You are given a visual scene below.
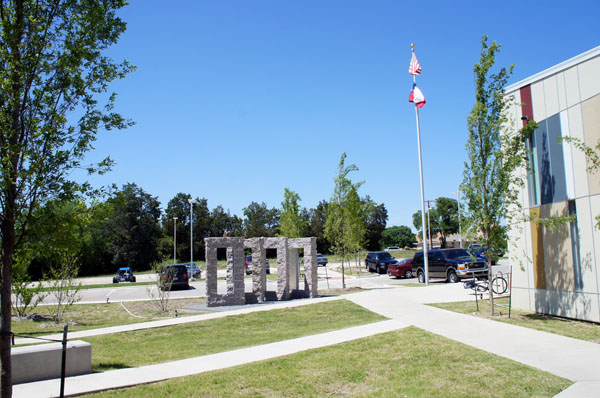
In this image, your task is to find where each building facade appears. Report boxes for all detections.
[504,46,600,322]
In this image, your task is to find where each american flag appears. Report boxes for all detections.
[408,52,421,75]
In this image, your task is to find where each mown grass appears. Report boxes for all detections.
[86,299,385,371]
[85,326,570,398]
[12,298,207,337]
[431,297,600,342]
[32,281,156,292]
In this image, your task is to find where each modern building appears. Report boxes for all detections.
[504,46,600,322]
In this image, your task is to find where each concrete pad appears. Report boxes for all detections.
[554,381,600,397]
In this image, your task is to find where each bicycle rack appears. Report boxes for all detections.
[465,266,512,316]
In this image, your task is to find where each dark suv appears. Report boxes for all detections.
[159,264,189,291]
[365,251,397,274]
[411,248,487,283]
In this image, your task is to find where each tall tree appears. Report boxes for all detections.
[461,35,532,314]
[363,196,387,251]
[161,193,193,262]
[308,200,329,253]
[104,184,162,271]
[324,153,366,287]
[24,199,91,278]
[433,197,459,248]
[191,198,211,262]
[279,188,307,238]
[382,225,416,249]
[0,1,133,393]
[243,201,280,237]
[412,209,439,244]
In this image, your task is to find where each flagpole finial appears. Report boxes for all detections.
[411,43,415,51]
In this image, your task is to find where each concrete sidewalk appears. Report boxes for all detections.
[345,288,600,397]
[14,284,600,397]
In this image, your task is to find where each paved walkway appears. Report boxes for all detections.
[14,284,600,397]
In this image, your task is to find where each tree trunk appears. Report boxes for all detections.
[488,256,494,315]
[1,218,15,398]
[341,250,346,289]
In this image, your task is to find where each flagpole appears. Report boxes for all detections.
[411,43,429,285]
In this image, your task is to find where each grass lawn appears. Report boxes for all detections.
[85,326,570,398]
[12,298,207,337]
[391,249,418,259]
[34,281,156,292]
[318,287,364,296]
[430,297,600,342]
[85,299,385,371]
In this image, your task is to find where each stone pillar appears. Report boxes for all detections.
[290,237,318,298]
[265,237,290,300]
[205,237,245,307]
[245,237,266,302]
[287,248,299,292]
[205,240,218,303]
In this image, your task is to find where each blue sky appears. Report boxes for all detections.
[80,0,600,230]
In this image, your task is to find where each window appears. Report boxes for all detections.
[527,132,540,206]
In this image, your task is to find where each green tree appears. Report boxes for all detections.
[0,1,133,392]
[363,197,388,251]
[461,36,533,314]
[104,184,162,271]
[80,200,116,276]
[210,205,243,237]
[382,226,416,248]
[308,200,329,253]
[412,208,439,244]
[279,188,307,238]
[190,198,211,262]
[24,199,92,278]
[433,197,459,248]
[325,153,366,287]
[243,201,280,237]
[11,248,46,318]
[161,193,193,263]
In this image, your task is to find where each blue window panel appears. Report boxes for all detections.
[528,126,541,206]
[536,120,554,205]
[534,115,568,206]
[547,114,567,203]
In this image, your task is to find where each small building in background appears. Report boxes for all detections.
[504,46,600,322]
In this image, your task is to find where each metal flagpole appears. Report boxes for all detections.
[412,43,429,285]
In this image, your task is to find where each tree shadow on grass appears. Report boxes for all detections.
[93,362,131,372]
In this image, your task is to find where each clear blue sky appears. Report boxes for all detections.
[80,0,600,230]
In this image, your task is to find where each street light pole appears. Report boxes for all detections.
[173,217,178,264]
[188,198,196,280]
[453,190,462,248]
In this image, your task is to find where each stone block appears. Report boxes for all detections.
[12,340,91,384]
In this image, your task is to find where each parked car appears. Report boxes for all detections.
[317,253,328,266]
[159,264,189,290]
[411,248,487,283]
[387,258,413,278]
[365,251,398,274]
[384,246,401,251]
[245,255,270,275]
[184,262,201,278]
[113,267,136,283]
[466,243,500,264]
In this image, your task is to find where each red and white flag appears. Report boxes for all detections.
[409,83,426,108]
[408,52,421,75]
